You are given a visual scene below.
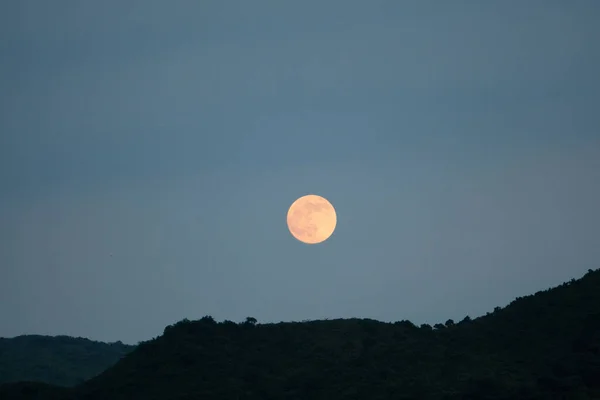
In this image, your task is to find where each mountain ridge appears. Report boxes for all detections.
[0,335,134,387]
[1,268,599,399]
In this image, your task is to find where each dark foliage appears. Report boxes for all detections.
[0,335,134,387]
[1,268,599,400]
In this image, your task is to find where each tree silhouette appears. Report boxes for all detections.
[1,268,600,400]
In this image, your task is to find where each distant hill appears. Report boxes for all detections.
[0,335,134,387]
[1,268,599,400]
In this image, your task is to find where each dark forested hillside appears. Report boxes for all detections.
[1,268,599,400]
[0,335,134,387]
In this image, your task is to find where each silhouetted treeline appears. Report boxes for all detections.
[1,268,599,399]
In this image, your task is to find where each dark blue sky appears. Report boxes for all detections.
[1,1,599,344]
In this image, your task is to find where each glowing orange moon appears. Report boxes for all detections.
[286,194,337,244]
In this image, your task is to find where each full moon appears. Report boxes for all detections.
[286,194,337,244]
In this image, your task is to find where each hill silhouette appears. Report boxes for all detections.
[1,268,599,399]
[0,335,134,387]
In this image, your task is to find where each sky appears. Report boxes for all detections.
[1,1,599,345]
